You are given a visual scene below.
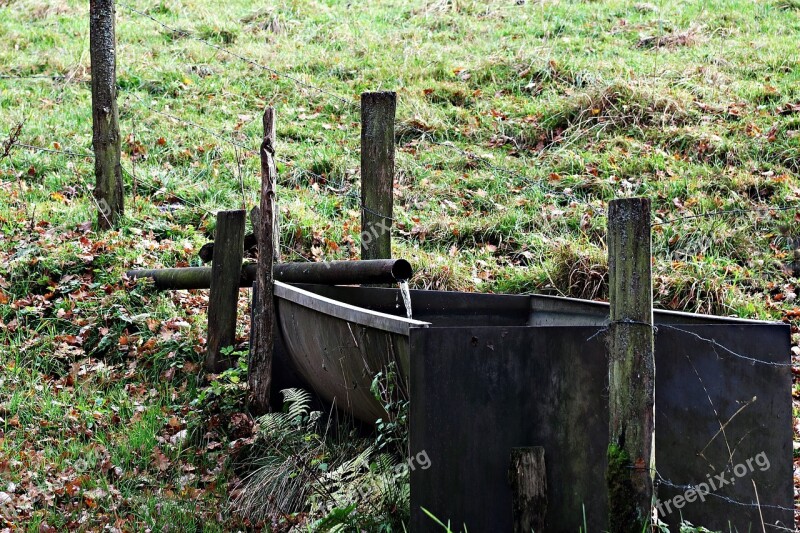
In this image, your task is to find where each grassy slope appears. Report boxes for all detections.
[0,0,799,529]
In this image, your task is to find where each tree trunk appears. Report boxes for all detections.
[90,0,123,229]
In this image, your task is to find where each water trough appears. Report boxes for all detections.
[272,282,793,531]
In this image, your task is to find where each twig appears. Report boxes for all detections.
[132,116,139,214]
[235,144,247,211]
[752,480,766,533]
[1,122,24,160]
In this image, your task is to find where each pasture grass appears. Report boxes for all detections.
[0,0,798,528]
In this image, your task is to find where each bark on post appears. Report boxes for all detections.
[509,447,547,532]
[606,197,655,532]
[249,107,278,414]
[206,210,246,372]
[360,91,396,260]
[90,0,123,229]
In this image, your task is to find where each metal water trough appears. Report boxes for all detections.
[274,283,793,531]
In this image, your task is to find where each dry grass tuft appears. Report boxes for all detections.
[541,82,688,145]
[637,25,705,49]
[547,243,608,301]
[774,0,800,10]
[395,116,440,144]
[654,264,738,315]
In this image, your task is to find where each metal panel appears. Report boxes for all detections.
[409,324,792,532]
[410,326,610,532]
[654,324,793,530]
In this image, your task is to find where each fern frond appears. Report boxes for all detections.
[282,387,312,419]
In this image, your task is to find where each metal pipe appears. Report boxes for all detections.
[273,259,412,285]
[126,259,413,290]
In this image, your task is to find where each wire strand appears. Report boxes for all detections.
[654,205,799,226]
[13,142,94,159]
[117,3,357,108]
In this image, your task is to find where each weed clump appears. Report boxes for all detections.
[773,0,800,10]
[637,25,704,49]
[233,385,410,530]
[540,82,689,146]
[546,242,608,300]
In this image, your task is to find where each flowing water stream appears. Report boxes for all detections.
[398,280,413,319]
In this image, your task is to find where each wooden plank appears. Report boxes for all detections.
[360,91,396,260]
[206,209,246,372]
[248,107,277,414]
[90,0,123,229]
[509,447,547,532]
[606,197,654,531]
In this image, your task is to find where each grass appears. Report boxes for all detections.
[0,0,799,528]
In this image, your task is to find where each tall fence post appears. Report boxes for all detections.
[360,91,396,260]
[249,107,278,414]
[90,0,123,229]
[606,197,655,531]
[206,210,246,372]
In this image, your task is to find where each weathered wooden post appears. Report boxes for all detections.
[206,210,246,372]
[90,0,123,229]
[606,197,655,531]
[509,447,547,532]
[248,107,278,414]
[360,91,396,260]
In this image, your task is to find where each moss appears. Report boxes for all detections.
[606,444,647,533]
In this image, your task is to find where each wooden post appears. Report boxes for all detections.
[248,107,278,414]
[206,210,246,372]
[360,91,396,260]
[606,197,654,532]
[508,447,547,532]
[90,0,123,229]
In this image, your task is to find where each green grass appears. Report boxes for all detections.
[1,0,799,528]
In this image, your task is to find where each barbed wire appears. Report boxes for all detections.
[5,6,797,252]
[9,142,94,159]
[123,92,254,153]
[410,128,585,203]
[653,205,799,226]
[654,471,796,515]
[0,74,70,81]
[122,92,401,222]
[117,3,357,109]
[657,324,794,367]
[587,320,793,367]
[117,2,611,218]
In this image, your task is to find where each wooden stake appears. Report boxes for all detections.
[206,210,246,372]
[360,91,396,260]
[249,107,278,414]
[509,447,547,532]
[90,0,123,229]
[606,197,655,531]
